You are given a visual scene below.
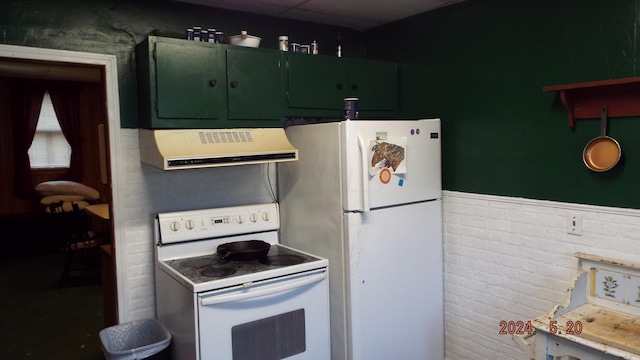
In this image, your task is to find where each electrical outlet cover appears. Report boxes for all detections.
[567,214,582,235]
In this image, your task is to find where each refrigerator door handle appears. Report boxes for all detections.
[357,133,370,212]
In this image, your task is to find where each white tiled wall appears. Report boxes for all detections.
[115,129,278,321]
[443,191,640,359]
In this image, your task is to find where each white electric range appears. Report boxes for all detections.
[154,203,330,360]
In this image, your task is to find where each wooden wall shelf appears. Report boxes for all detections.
[543,76,640,128]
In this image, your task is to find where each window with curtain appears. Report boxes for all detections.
[27,91,71,169]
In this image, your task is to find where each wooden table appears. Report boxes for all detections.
[85,203,109,221]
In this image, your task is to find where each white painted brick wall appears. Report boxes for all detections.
[443,191,640,359]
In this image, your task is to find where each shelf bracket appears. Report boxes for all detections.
[543,76,640,128]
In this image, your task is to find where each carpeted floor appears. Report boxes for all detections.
[0,251,105,360]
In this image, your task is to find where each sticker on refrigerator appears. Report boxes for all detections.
[375,131,388,141]
[369,137,407,176]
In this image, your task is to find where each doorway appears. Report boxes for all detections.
[0,44,124,357]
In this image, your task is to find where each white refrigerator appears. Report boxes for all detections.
[278,119,443,360]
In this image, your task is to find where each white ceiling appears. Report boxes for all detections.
[175,0,464,31]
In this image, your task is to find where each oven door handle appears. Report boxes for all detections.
[200,271,327,306]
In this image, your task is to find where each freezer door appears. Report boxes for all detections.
[342,119,441,212]
[345,200,444,360]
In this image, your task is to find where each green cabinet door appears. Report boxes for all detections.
[287,53,348,110]
[154,39,226,124]
[348,59,397,111]
[226,47,285,126]
[286,54,397,117]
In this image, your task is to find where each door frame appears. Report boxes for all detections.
[0,44,128,322]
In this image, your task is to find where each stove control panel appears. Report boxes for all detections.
[156,203,279,244]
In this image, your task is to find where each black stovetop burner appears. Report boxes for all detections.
[165,244,317,284]
[200,266,236,278]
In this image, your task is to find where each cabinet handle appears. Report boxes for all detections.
[336,83,343,90]
[209,79,217,87]
[230,80,239,88]
[351,84,358,91]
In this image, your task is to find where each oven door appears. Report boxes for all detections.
[197,269,330,360]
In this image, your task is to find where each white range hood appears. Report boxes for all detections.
[139,128,298,170]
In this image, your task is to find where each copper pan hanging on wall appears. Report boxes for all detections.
[582,106,621,172]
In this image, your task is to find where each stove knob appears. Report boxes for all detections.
[235,215,244,224]
[185,219,195,230]
[262,212,270,222]
[170,221,180,231]
[250,213,258,223]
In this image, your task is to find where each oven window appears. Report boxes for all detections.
[232,309,306,360]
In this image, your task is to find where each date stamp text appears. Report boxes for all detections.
[499,320,583,335]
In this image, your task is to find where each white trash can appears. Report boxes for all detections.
[99,318,171,360]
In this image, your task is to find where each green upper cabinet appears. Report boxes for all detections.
[286,53,398,118]
[136,36,284,129]
[287,53,349,111]
[136,36,397,128]
[226,47,286,123]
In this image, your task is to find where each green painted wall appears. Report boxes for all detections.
[367,0,640,209]
[6,0,638,209]
[0,0,365,128]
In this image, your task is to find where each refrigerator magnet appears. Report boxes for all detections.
[379,168,391,184]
